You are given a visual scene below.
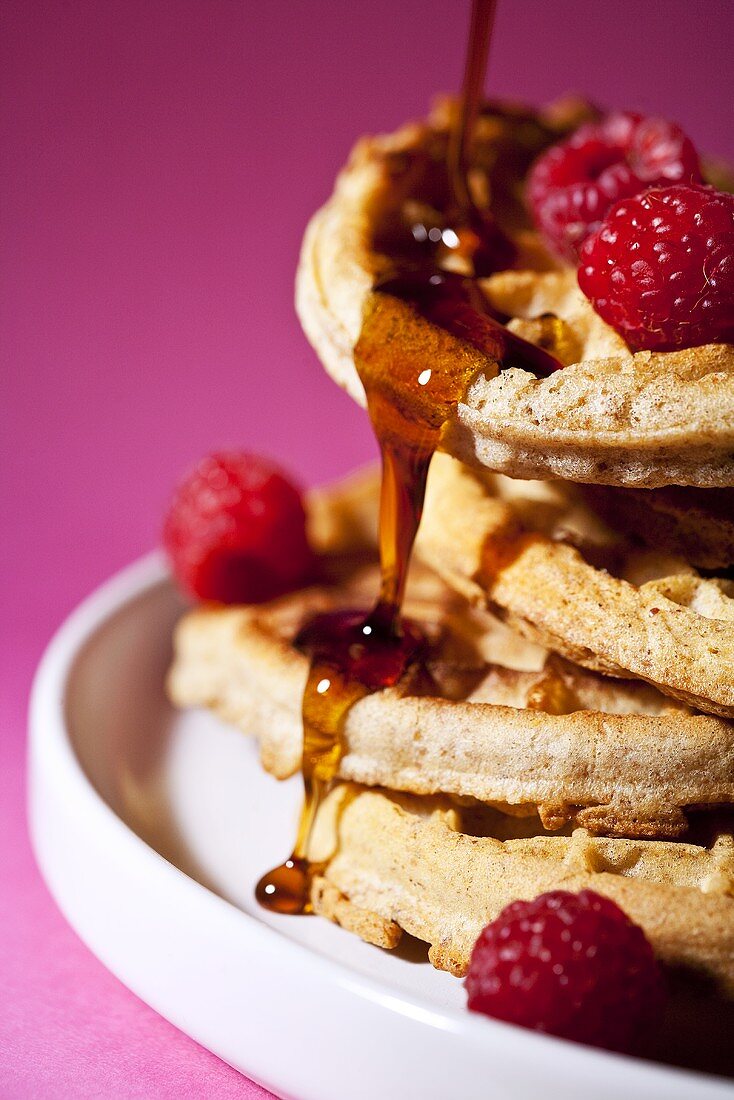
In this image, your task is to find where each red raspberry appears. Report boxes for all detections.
[579,184,734,352]
[163,452,315,603]
[465,890,664,1052]
[528,112,701,260]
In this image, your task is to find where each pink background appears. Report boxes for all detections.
[2,1,733,1096]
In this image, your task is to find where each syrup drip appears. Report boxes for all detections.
[256,0,562,915]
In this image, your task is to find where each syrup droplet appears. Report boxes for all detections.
[255,856,311,916]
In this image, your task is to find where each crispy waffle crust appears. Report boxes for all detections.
[308,785,734,992]
[168,470,734,840]
[295,102,734,488]
[416,454,734,719]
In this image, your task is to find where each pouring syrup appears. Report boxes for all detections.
[256,0,560,915]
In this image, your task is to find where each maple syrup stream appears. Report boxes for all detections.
[255,0,560,915]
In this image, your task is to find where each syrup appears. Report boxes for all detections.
[445,0,516,274]
[256,0,562,915]
[255,608,424,913]
[448,0,497,213]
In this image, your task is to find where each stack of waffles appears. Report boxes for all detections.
[168,101,734,994]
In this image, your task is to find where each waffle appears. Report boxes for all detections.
[307,785,734,993]
[170,95,734,1015]
[416,453,734,719]
[295,102,734,489]
[168,472,734,840]
[579,483,734,571]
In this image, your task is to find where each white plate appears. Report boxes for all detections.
[28,555,734,1100]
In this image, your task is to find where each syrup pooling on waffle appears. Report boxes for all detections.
[296,110,734,487]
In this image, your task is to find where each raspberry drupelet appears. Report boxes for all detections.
[465,890,664,1052]
[578,184,734,352]
[527,112,701,261]
[163,451,316,604]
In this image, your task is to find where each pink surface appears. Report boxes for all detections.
[1,1,732,1096]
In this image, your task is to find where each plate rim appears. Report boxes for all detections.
[26,552,734,1099]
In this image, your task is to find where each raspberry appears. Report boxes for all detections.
[527,112,701,260]
[163,451,315,603]
[579,184,734,352]
[465,890,664,1051]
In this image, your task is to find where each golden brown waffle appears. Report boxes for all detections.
[416,454,734,719]
[168,471,734,839]
[308,785,734,992]
[295,103,734,488]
